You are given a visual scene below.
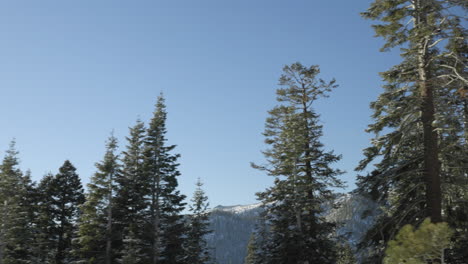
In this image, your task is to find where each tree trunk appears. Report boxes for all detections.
[416,0,442,223]
[153,202,160,264]
[152,171,161,264]
[301,85,314,202]
[301,85,317,264]
[420,66,442,224]
[56,216,65,264]
[56,234,63,264]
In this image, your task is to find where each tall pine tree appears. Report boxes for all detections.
[34,173,59,263]
[51,160,85,264]
[244,234,259,264]
[185,179,212,264]
[357,0,467,262]
[114,119,147,263]
[252,63,344,263]
[142,95,186,264]
[0,141,36,264]
[78,134,120,264]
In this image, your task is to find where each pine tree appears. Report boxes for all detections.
[142,95,187,264]
[185,179,212,264]
[0,141,36,264]
[244,234,259,264]
[78,134,120,263]
[51,160,85,264]
[34,173,58,263]
[437,15,468,263]
[245,214,269,264]
[357,0,467,262]
[114,119,147,262]
[120,229,144,264]
[252,63,344,264]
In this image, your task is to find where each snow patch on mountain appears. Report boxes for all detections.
[211,203,262,215]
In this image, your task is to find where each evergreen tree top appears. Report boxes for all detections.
[148,94,168,136]
[122,119,146,161]
[190,178,209,214]
[2,139,20,169]
[105,132,118,152]
[54,160,85,203]
[126,119,146,141]
[277,62,337,105]
[96,133,120,173]
[362,0,466,52]
[88,133,120,194]
[58,160,77,174]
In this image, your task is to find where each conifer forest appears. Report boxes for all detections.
[0,1,467,264]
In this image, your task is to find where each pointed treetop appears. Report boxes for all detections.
[195,177,203,189]
[2,139,20,168]
[155,93,167,115]
[106,130,118,151]
[128,118,145,136]
[148,93,169,138]
[190,178,209,213]
[6,139,19,157]
[58,160,78,174]
[156,92,166,111]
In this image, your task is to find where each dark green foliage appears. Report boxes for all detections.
[185,179,212,264]
[120,229,144,264]
[244,235,259,264]
[51,160,85,264]
[252,63,343,263]
[114,119,148,263]
[0,142,36,264]
[77,134,120,263]
[357,0,468,262]
[33,173,59,263]
[142,94,187,264]
[245,215,269,264]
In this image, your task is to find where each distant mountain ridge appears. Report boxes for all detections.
[207,204,262,264]
[211,203,262,215]
[207,194,377,264]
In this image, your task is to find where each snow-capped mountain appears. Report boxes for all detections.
[207,195,376,264]
[206,204,262,264]
[212,203,262,216]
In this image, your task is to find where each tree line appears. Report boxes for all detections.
[246,0,467,263]
[0,0,466,263]
[0,95,212,264]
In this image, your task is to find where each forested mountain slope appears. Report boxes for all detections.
[208,195,377,264]
[207,204,262,264]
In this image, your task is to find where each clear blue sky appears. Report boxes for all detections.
[0,0,401,207]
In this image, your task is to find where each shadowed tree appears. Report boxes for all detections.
[52,160,85,264]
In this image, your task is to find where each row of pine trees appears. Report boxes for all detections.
[246,0,467,263]
[0,0,466,263]
[0,96,212,264]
